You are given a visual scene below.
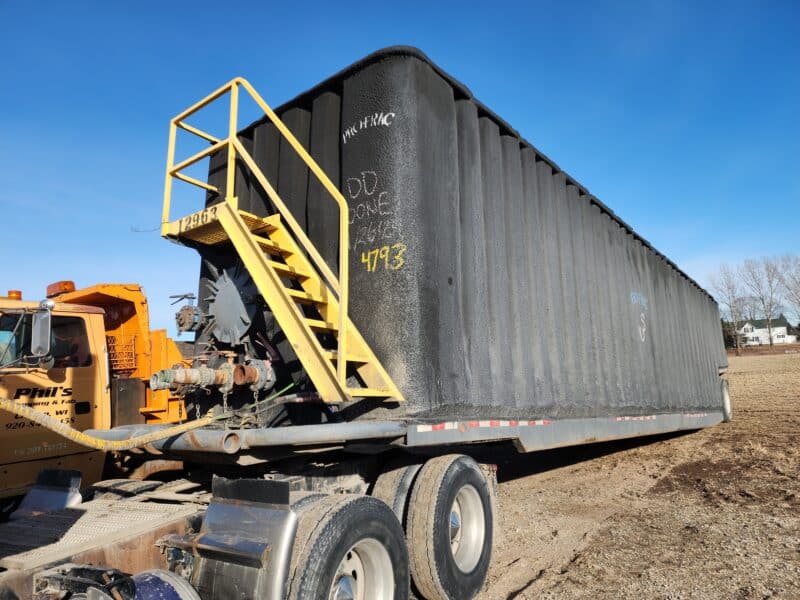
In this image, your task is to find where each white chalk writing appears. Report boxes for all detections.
[345,170,403,252]
[630,292,648,310]
[342,111,396,145]
[631,292,648,342]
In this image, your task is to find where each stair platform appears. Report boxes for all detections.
[164,205,278,246]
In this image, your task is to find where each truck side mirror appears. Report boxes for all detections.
[30,300,54,357]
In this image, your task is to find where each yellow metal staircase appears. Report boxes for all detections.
[160,78,404,404]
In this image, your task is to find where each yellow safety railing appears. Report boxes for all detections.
[161,78,350,391]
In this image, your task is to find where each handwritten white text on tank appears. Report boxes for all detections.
[342,112,396,145]
[630,292,649,342]
[347,171,393,224]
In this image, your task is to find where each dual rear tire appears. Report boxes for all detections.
[285,454,494,600]
[373,455,494,600]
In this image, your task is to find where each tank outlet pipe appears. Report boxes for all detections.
[86,421,406,454]
[241,421,407,449]
[233,359,275,391]
[151,365,233,392]
[0,397,215,452]
[84,426,242,455]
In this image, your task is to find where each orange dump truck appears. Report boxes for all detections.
[0,282,187,502]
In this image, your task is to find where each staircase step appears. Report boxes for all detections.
[253,235,292,256]
[305,319,338,333]
[324,350,369,364]
[268,260,310,279]
[346,388,393,398]
[286,289,326,304]
[257,213,283,232]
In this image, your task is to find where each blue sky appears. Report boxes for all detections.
[2,1,798,333]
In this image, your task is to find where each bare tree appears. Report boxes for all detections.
[741,295,761,322]
[710,264,745,354]
[779,254,800,323]
[739,258,783,346]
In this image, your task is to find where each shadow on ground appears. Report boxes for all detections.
[467,430,696,484]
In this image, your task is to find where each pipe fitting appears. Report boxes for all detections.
[233,359,275,392]
[150,366,232,391]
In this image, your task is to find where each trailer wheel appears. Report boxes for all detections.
[722,379,733,422]
[287,494,409,600]
[371,462,422,523]
[406,455,493,600]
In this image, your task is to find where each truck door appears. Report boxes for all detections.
[0,312,107,497]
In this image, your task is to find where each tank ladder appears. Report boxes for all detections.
[160,77,404,405]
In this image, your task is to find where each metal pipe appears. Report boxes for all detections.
[150,366,231,390]
[232,359,275,391]
[233,364,259,386]
[241,421,407,448]
[84,426,241,455]
[83,425,169,441]
[153,428,242,454]
[84,421,407,454]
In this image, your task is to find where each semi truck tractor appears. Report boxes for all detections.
[0,282,188,507]
[0,47,730,600]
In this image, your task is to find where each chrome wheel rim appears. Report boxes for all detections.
[449,484,485,573]
[329,538,393,600]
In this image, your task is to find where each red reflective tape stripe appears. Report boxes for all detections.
[468,421,480,428]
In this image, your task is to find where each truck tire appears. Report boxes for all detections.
[371,463,422,523]
[406,455,493,600]
[287,494,409,600]
[722,378,733,422]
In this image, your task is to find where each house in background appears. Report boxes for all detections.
[737,314,798,346]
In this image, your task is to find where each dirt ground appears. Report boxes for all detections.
[483,353,800,599]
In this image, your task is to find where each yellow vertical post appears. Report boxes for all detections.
[337,202,348,389]
[161,122,178,236]
[226,82,239,210]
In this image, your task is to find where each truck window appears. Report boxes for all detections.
[0,314,90,368]
[0,313,30,367]
[51,317,92,368]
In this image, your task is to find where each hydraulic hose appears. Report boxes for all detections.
[0,397,214,452]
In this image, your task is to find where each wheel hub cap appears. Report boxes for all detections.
[332,575,356,600]
[328,538,394,600]
[450,504,463,547]
[448,484,486,573]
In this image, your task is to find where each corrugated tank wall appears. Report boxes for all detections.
[200,46,728,420]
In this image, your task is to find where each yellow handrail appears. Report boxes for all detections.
[161,78,351,392]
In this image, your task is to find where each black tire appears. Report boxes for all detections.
[287,494,410,600]
[406,455,493,600]
[371,462,422,523]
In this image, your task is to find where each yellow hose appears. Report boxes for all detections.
[0,398,214,452]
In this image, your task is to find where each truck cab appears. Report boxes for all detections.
[0,291,109,503]
[1,282,188,505]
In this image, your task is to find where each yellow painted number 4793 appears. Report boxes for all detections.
[360,243,406,273]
